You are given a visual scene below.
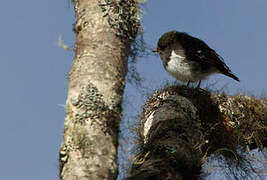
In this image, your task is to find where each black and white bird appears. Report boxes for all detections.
[153,31,240,88]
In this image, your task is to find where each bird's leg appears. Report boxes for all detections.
[196,80,202,89]
[187,80,191,87]
[195,80,210,94]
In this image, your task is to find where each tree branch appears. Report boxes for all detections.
[59,0,140,179]
[127,85,267,179]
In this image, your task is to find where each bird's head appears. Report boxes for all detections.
[153,31,179,54]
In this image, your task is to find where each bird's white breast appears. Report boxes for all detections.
[165,50,195,82]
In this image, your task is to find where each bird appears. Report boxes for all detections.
[153,31,240,88]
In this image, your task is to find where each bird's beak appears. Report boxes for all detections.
[152,48,159,53]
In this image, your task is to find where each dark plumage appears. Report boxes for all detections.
[153,31,240,88]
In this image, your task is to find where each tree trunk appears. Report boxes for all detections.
[59,0,140,179]
[127,86,267,179]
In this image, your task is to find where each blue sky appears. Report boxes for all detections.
[1,0,266,179]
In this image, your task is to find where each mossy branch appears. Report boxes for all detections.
[127,85,267,179]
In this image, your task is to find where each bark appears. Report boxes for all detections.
[127,86,267,180]
[59,0,140,179]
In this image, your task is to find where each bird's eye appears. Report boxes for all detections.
[159,45,166,51]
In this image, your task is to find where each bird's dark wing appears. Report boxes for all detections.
[177,33,238,80]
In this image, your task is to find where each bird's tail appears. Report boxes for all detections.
[222,71,240,82]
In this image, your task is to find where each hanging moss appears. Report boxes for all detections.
[213,94,267,151]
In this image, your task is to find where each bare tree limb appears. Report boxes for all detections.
[59,0,141,179]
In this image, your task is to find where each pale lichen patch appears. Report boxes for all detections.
[99,0,141,39]
[143,111,155,143]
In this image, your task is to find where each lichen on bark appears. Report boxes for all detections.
[59,82,120,179]
[59,0,141,179]
[98,0,142,39]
